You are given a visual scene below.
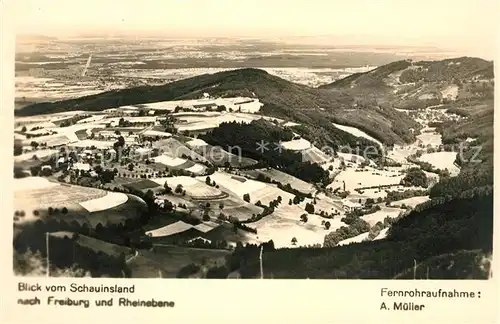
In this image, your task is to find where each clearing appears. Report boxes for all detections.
[418,152,460,175]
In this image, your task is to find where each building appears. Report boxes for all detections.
[72,162,91,171]
[342,199,363,213]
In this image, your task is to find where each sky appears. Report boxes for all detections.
[7,0,499,58]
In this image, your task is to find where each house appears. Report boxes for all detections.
[124,135,139,144]
[193,103,217,111]
[72,162,91,171]
[342,199,362,213]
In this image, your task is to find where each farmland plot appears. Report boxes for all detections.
[373,228,389,240]
[337,232,371,246]
[362,206,403,227]
[127,245,230,278]
[329,167,403,192]
[251,213,342,248]
[146,221,194,238]
[68,139,115,149]
[416,130,442,147]
[79,192,129,212]
[207,172,267,198]
[152,176,226,199]
[153,138,206,162]
[14,149,59,163]
[392,196,430,208]
[332,122,383,147]
[418,152,460,175]
[241,168,315,195]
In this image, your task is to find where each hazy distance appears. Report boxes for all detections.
[9,0,497,59]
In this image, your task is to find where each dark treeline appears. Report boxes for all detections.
[201,120,330,184]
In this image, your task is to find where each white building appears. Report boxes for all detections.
[342,199,363,213]
[72,162,91,171]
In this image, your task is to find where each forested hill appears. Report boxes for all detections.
[15,68,418,146]
[228,80,494,279]
[320,57,493,90]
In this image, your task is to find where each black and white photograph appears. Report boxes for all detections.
[10,0,495,280]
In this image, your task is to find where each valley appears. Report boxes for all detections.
[13,46,494,279]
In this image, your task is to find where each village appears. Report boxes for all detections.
[13,88,464,256]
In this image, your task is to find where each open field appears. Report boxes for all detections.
[153,138,206,162]
[332,122,383,147]
[146,220,195,238]
[14,177,147,227]
[416,129,442,147]
[127,245,230,278]
[208,172,266,198]
[120,179,161,191]
[14,149,59,163]
[175,112,263,132]
[373,228,389,240]
[22,134,73,147]
[392,196,430,208]
[151,176,226,199]
[337,232,370,246]
[280,138,311,150]
[240,168,316,195]
[418,152,460,175]
[68,139,115,149]
[361,206,403,227]
[329,166,403,192]
[79,192,129,212]
[50,232,134,258]
[250,212,344,248]
[152,155,207,175]
[301,147,331,164]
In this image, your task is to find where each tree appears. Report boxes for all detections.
[401,168,428,188]
[30,166,41,176]
[61,207,68,214]
[164,181,172,194]
[305,203,315,214]
[243,193,251,203]
[300,214,308,223]
[289,199,293,205]
[175,184,184,194]
[30,141,39,149]
[94,165,103,174]
[14,144,23,156]
[325,221,331,230]
[21,126,27,132]
[203,214,210,222]
[128,163,134,171]
[205,176,211,185]
[219,203,224,211]
[291,237,297,245]
[14,167,26,179]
